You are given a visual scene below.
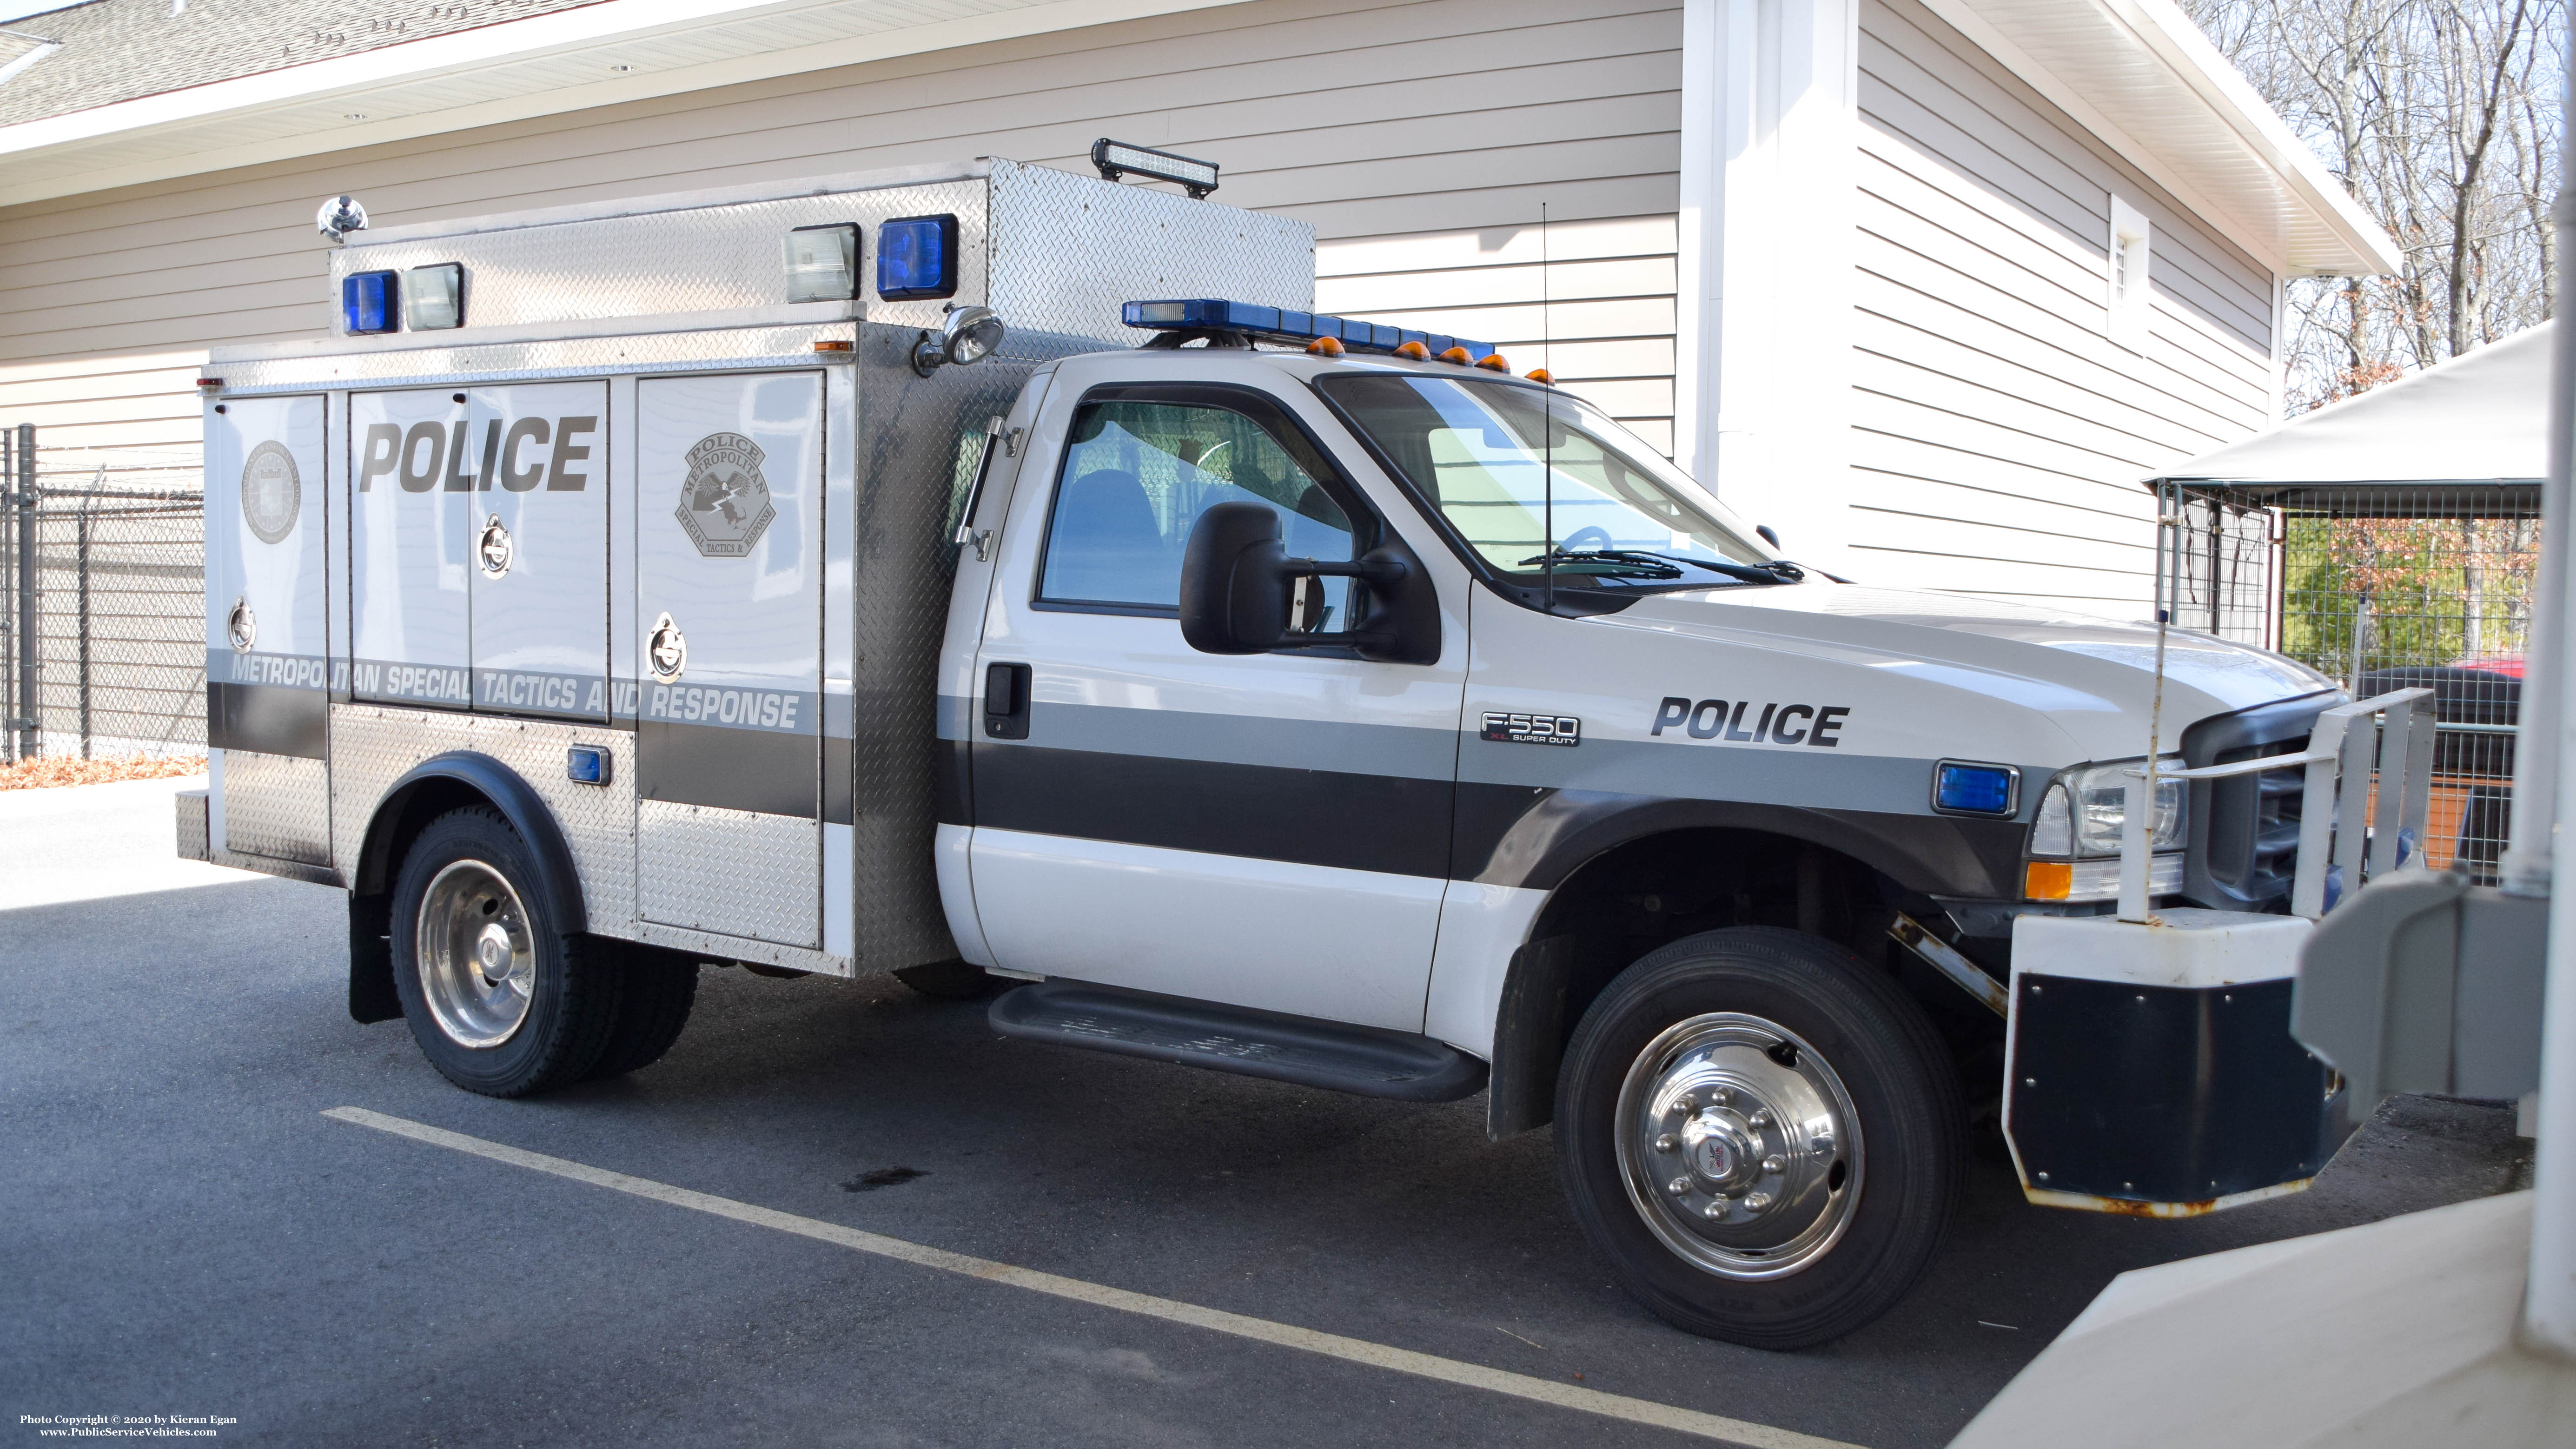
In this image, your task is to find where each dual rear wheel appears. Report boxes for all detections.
[391,807,696,1097]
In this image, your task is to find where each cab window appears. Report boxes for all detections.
[1038,394,1356,615]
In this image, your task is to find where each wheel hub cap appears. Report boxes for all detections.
[417,859,536,1050]
[1615,1012,1862,1280]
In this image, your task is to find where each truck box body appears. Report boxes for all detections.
[199,159,1311,974]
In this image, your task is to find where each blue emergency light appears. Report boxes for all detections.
[877,214,959,300]
[1934,761,2018,816]
[342,270,399,334]
[1121,298,1491,360]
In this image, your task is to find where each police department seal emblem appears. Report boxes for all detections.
[675,432,774,558]
[240,441,300,546]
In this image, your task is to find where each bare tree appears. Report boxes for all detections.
[2185,0,2566,411]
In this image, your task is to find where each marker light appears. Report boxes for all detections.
[1120,299,1491,360]
[1525,368,1554,384]
[1091,138,1220,198]
[1394,340,1429,360]
[1934,761,2018,816]
[1305,336,1344,356]
[786,223,859,303]
[1439,346,1471,364]
[404,263,464,330]
[341,271,398,334]
[565,745,610,786]
[1476,353,1511,372]
[877,215,958,300]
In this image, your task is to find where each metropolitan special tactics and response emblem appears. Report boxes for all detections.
[675,432,774,558]
[240,441,300,545]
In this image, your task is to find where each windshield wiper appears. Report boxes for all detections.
[1519,548,1801,584]
[1516,548,1683,580]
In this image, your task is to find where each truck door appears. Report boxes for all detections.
[349,388,470,708]
[468,382,608,719]
[966,363,1466,1033]
[205,392,329,862]
[632,372,826,947]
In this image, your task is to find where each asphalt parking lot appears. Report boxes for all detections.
[2,778,2535,1448]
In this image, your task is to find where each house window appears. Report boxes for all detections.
[2108,195,2152,351]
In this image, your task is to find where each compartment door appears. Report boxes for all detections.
[348,388,470,708]
[205,393,330,862]
[468,381,608,719]
[632,372,825,947]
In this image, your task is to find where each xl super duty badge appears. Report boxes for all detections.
[1483,712,1580,746]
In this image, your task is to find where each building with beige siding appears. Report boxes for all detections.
[0,0,2392,611]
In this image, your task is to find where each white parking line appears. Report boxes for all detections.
[325,1106,1862,1449]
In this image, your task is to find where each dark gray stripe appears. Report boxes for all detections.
[951,697,1458,781]
[1460,734,2039,820]
[638,721,817,818]
[208,681,326,759]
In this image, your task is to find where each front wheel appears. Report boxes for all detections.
[1555,927,1963,1349]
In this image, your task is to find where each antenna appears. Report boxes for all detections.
[1542,201,1555,612]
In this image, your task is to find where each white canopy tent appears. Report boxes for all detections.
[2158,321,2552,496]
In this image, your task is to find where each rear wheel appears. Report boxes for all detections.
[391,807,619,1097]
[585,946,700,1080]
[1555,926,1963,1349]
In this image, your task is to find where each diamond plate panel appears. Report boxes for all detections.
[334,179,989,337]
[328,705,637,935]
[986,158,1315,359]
[220,750,330,865]
[638,800,819,947]
[213,325,859,395]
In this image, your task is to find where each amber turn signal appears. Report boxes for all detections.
[1394,340,1430,359]
[1305,335,1344,356]
[812,339,853,352]
[2023,860,2072,901]
[1477,353,1510,372]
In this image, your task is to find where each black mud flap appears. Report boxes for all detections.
[349,893,401,1025]
[2004,973,2354,1214]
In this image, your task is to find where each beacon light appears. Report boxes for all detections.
[878,215,959,301]
[342,271,398,334]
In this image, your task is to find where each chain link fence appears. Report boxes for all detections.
[0,426,207,764]
[2164,480,2538,883]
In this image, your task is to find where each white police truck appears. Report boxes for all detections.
[181,150,2357,1349]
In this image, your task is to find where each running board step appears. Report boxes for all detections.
[987,981,1487,1102]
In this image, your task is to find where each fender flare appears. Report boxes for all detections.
[347,752,588,1025]
[1477,793,2027,1140]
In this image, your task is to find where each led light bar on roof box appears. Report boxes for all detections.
[1121,298,1491,361]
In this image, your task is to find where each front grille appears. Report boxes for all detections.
[2183,692,2338,912]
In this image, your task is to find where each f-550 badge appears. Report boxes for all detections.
[1482,711,1581,747]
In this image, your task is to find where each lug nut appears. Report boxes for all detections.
[1761,1155,1785,1173]
[1673,1093,1695,1112]
[1654,1134,1677,1152]
[1701,1200,1728,1219]
[1748,1109,1773,1127]
[1710,1087,1733,1106]
[1666,1177,1691,1196]
[1744,1191,1774,1211]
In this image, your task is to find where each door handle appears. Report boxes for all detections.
[984,662,1031,740]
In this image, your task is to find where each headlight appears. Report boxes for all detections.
[2029,759,2184,857]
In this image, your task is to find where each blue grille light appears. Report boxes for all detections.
[341,270,398,334]
[1122,298,1490,359]
[1934,761,2017,816]
[877,214,958,301]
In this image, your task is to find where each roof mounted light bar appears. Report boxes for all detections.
[1093,139,1220,198]
[1122,298,1492,361]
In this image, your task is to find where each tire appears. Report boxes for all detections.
[1555,926,1964,1350]
[390,806,621,1097]
[892,958,1005,1000]
[584,946,700,1081]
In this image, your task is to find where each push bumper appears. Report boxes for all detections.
[2004,910,2353,1215]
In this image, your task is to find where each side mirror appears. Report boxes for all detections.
[1179,502,1438,664]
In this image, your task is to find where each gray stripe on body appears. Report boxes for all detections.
[949,697,1460,781]
[642,681,819,736]
[475,667,607,718]
[1463,735,2043,820]
[208,649,329,690]
[937,693,975,742]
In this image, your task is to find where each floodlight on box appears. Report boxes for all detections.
[785,223,858,303]
[404,264,464,330]
[1120,298,1491,361]
[1091,139,1220,198]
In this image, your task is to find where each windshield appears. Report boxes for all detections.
[1315,372,1774,586]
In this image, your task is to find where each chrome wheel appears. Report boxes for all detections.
[415,859,537,1049]
[1614,1012,1862,1281]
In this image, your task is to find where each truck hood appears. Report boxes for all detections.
[1600,581,2335,758]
